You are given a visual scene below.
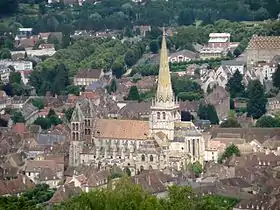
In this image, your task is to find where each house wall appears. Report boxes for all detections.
[267,99,280,114]
[26,171,39,182]
[40,179,60,188]
[26,49,56,57]
[247,48,280,67]
[208,42,229,49]
[74,78,99,86]
[204,150,219,163]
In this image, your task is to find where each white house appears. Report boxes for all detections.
[204,140,226,163]
[0,66,11,83]
[201,65,232,92]
[0,60,33,71]
[221,60,245,75]
[25,48,56,57]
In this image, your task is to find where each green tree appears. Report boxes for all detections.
[4,39,14,50]
[64,107,74,122]
[149,40,159,54]
[53,63,70,95]
[226,70,245,98]
[127,86,140,101]
[220,118,241,128]
[0,48,11,59]
[273,64,280,89]
[198,103,219,124]
[124,50,136,67]
[112,59,125,79]
[218,144,241,163]
[61,34,71,49]
[188,161,202,177]
[247,80,267,119]
[34,117,51,130]
[12,111,25,123]
[9,71,21,84]
[67,85,80,96]
[32,98,44,110]
[256,115,280,127]
[109,78,117,93]
[47,109,62,125]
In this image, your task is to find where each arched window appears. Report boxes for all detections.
[157,112,160,119]
[75,133,79,141]
[72,124,75,130]
[75,123,78,131]
[141,154,145,161]
[150,155,153,162]
[87,120,90,126]
[72,132,76,140]
[162,112,166,120]
[84,120,87,126]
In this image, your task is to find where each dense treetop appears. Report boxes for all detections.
[1,0,280,32]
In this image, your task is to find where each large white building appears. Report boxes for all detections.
[69,31,205,174]
[0,60,33,71]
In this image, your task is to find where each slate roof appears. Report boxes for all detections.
[36,133,66,145]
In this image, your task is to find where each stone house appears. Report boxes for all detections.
[73,69,103,86]
[205,86,230,121]
[47,183,82,204]
[221,60,245,74]
[234,194,280,210]
[24,160,63,184]
[66,168,110,193]
[118,101,151,120]
[267,93,280,114]
[200,66,231,92]
[37,168,60,188]
[0,175,35,196]
[246,35,280,67]
[132,169,177,198]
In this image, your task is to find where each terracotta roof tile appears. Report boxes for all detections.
[94,119,149,140]
[75,69,102,79]
[248,35,280,50]
[12,123,26,134]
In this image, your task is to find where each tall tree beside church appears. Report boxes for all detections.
[226,70,245,98]
[127,86,140,101]
[247,80,267,119]
[273,64,280,89]
[53,63,69,95]
[198,103,219,124]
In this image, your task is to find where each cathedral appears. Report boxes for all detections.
[69,31,205,174]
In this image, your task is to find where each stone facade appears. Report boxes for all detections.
[69,32,205,173]
[246,35,280,67]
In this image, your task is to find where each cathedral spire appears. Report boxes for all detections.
[155,28,174,105]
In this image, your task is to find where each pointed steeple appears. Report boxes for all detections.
[155,28,174,105]
[71,103,84,122]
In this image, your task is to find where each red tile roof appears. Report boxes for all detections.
[12,123,26,134]
[81,92,98,99]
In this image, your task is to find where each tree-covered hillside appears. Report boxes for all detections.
[1,0,280,33]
